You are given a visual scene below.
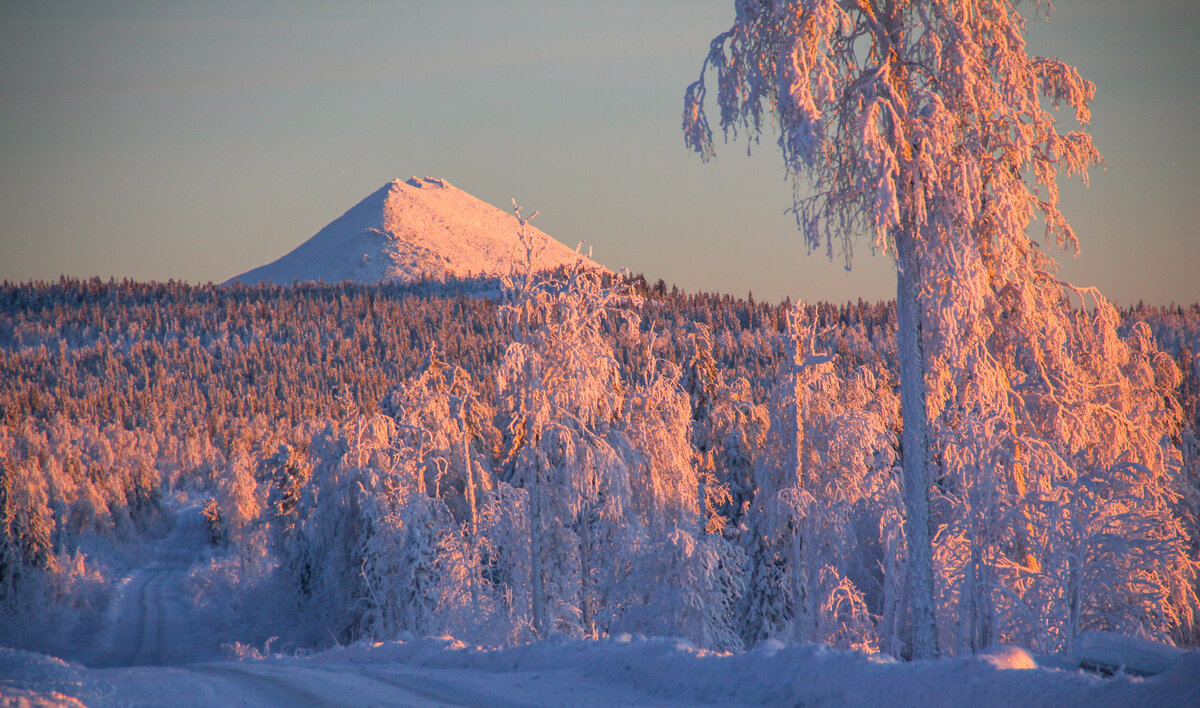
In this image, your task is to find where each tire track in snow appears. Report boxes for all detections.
[89,506,208,668]
[110,567,149,667]
[188,664,341,708]
[130,568,166,665]
[309,665,482,707]
[191,662,478,707]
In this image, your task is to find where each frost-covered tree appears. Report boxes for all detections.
[214,443,264,564]
[613,348,746,650]
[369,351,502,642]
[1001,302,1198,652]
[0,458,53,609]
[683,324,768,537]
[496,205,745,646]
[497,207,638,639]
[613,526,746,651]
[685,0,1103,658]
[298,414,394,643]
[740,303,901,651]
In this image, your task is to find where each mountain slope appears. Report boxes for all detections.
[228,176,600,285]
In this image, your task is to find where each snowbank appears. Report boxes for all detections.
[300,635,1200,708]
[1073,630,1186,677]
[3,636,1198,707]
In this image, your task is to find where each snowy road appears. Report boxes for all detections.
[87,506,211,668]
[3,506,1196,706]
[2,647,696,707]
[5,634,1197,708]
[12,506,692,706]
[93,660,691,707]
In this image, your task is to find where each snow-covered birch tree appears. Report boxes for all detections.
[497,207,638,639]
[369,352,495,641]
[684,0,1102,658]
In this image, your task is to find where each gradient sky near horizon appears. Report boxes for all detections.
[1,1,1197,305]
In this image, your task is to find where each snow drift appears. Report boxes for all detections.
[4,636,1198,707]
[228,176,602,285]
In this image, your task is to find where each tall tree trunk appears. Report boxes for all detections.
[789,322,807,490]
[461,410,480,618]
[895,229,937,659]
[578,510,595,639]
[529,452,547,637]
[785,305,809,640]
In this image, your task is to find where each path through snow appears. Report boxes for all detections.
[2,507,698,706]
[2,507,1197,706]
[86,506,211,668]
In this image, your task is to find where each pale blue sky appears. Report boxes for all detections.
[1,1,1196,304]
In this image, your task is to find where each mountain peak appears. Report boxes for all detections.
[404,175,450,189]
[228,177,602,286]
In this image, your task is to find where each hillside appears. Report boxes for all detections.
[228,176,602,285]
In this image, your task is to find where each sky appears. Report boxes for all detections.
[1,0,1197,306]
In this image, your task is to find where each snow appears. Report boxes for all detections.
[683,0,1196,659]
[5,502,1195,706]
[1074,631,1187,677]
[3,634,1198,707]
[975,644,1038,671]
[82,507,215,668]
[227,176,605,286]
[2,299,1199,708]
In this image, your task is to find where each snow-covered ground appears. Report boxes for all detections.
[2,501,1197,707]
[4,630,1198,707]
[80,507,213,669]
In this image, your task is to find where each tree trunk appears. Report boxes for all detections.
[578,510,595,639]
[895,229,938,659]
[529,452,547,637]
[785,305,808,488]
[461,411,480,618]
[786,307,809,641]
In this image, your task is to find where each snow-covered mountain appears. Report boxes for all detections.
[228,176,601,285]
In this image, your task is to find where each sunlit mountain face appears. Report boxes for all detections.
[229,176,603,286]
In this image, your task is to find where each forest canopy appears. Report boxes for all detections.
[2,276,1197,658]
